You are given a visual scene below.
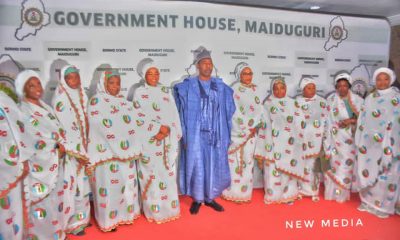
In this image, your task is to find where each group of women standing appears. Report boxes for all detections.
[0,60,399,239]
[223,65,400,220]
[0,60,182,239]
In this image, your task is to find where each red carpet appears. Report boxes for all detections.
[69,189,400,240]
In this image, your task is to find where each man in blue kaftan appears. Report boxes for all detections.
[174,46,235,214]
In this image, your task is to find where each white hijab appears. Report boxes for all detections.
[258,78,307,181]
[296,77,328,158]
[356,69,400,188]
[372,67,396,86]
[52,65,89,159]
[15,70,65,204]
[15,69,40,100]
[0,91,33,197]
[87,70,159,168]
[229,65,263,153]
[133,70,182,168]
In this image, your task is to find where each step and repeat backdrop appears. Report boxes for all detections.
[0,0,391,102]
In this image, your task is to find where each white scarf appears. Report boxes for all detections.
[255,78,307,181]
[372,67,396,86]
[296,94,328,158]
[324,91,363,189]
[15,70,65,204]
[0,92,33,197]
[87,71,159,168]
[265,94,307,180]
[133,82,182,167]
[20,99,65,204]
[327,91,362,121]
[356,87,400,188]
[229,81,263,153]
[52,65,89,160]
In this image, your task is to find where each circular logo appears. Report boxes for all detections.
[120,140,130,150]
[109,210,118,219]
[161,86,169,93]
[362,169,369,178]
[331,26,343,40]
[351,79,368,98]
[152,102,160,112]
[96,144,106,153]
[3,158,17,166]
[266,188,273,196]
[391,97,399,106]
[123,115,131,124]
[388,184,397,192]
[102,119,113,128]
[159,182,167,190]
[32,183,47,195]
[358,146,367,154]
[272,129,279,137]
[76,212,86,221]
[34,140,46,150]
[127,204,134,213]
[373,133,384,143]
[171,200,179,208]
[99,187,108,197]
[248,119,254,127]
[313,120,321,128]
[24,8,43,27]
[345,159,353,166]
[151,204,160,213]
[90,97,99,106]
[0,196,11,210]
[384,146,392,156]
[270,106,278,114]
[55,102,64,112]
[33,208,47,220]
[109,163,119,173]
[290,159,297,167]
[265,144,272,152]
[372,109,381,118]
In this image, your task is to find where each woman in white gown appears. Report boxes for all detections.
[133,58,182,223]
[254,77,307,204]
[356,67,400,218]
[324,73,363,203]
[222,62,264,202]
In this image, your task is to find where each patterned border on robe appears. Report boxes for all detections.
[263,161,302,204]
[0,162,29,198]
[86,155,141,176]
[95,214,140,232]
[254,155,308,182]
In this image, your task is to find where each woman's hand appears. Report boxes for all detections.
[338,118,356,128]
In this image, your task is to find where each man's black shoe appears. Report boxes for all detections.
[205,200,224,212]
[190,201,202,215]
[74,230,86,236]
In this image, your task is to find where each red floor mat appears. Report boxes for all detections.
[69,189,400,240]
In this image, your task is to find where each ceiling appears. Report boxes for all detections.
[173,0,400,25]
